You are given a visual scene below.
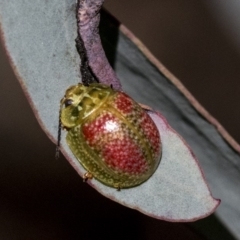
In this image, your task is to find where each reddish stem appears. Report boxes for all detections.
[77,0,122,91]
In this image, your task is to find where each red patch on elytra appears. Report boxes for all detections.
[82,113,117,146]
[140,112,160,156]
[82,111,148,175]
[102,138,148,174]
[115,92,133,114]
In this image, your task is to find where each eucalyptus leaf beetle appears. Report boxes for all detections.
[60,83,161,189]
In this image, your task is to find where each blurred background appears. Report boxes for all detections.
[0,0,239,239]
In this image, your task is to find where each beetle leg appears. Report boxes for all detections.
[114,183,122,191]
[139,103,152,111]
[83,172,93,182]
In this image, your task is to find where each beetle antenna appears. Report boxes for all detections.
[55,106,62,159]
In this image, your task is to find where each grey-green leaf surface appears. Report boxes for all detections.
[0,0,239,237]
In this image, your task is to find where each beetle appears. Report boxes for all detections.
[60,83,161,189]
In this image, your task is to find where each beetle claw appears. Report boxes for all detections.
[83,172,93,182]
[115,184,122,191]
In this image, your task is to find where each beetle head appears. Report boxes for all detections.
[60,83,113,128]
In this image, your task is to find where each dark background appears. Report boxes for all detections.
[0,0,239,239]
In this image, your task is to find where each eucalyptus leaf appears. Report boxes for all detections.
[0,0,239,230]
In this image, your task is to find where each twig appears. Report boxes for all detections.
[76,0,122,91]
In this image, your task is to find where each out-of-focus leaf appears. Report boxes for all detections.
[0,0,238,231]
